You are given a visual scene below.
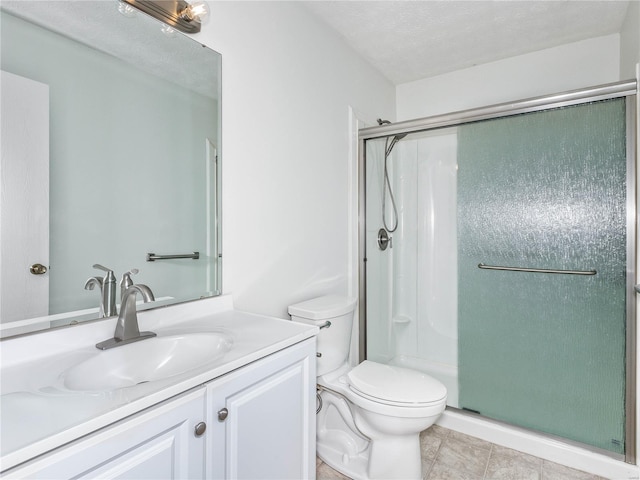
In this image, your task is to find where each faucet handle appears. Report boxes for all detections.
[93,264,116,282]
[120,268,139,300]
[121,269,139,287]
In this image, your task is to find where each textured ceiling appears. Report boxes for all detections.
[302,1,631,85]
[3,1,630,90]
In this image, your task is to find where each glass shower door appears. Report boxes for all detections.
[457,98,628,454]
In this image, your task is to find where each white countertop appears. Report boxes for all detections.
[0,295,318,472]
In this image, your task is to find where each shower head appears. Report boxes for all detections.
[377,118,407,142]
[385,133,407,157]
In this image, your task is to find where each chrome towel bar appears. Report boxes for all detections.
[146,252,200,262]
[478,263,596,276]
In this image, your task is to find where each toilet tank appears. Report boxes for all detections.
[288,295,357,376]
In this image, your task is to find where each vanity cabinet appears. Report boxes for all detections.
[3,338,315,480]
[3,388,207,479]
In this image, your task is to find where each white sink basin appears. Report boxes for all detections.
[61,333,233,392]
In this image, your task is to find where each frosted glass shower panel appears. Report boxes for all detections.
[457,99,627,454]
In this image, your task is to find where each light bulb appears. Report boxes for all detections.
[181,1,209,23]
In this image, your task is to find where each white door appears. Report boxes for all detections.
[0,70,50,324]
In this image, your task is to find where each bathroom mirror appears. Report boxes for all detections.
[0,1,221,338]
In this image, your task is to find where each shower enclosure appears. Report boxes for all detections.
[359,81,637,462]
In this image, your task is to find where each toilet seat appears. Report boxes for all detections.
[347,361,447,407]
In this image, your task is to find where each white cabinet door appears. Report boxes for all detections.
[207,338,316,480]
[5,388,207,480]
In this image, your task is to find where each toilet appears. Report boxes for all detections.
[288,295,447,480]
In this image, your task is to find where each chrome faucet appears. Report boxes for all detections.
[84,276,105,316]
[92,264,118,317]
[95,284,156,350]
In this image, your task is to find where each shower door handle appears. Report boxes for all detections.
[634,285,640,294]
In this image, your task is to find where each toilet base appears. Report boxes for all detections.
[367,433,423,479]
[316,388,426,480]
[317,389,371,479]
[318,435,424,480]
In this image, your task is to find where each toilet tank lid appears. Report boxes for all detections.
[288,295,357,320]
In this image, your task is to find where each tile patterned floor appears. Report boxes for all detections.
[316,425,607,480]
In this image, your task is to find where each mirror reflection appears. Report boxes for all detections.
[0,1,222,338]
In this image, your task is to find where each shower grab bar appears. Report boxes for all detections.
[478,263,596,276]
[146,252,200,262]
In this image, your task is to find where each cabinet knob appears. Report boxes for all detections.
[218,407,229,421]
[194,422,207,437]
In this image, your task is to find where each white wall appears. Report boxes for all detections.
[194,2,395,318]
[396,34,620,121]
[620,0,640,79]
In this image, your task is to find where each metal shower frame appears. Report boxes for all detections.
[357,80,638,464]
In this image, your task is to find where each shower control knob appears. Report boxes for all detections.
[218,408,229,421]
[377,228,391,251]
[194,422,207,437]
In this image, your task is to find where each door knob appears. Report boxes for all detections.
[218,407,229,421]
[30,263,47,275]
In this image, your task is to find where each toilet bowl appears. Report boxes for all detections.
[288,295,447,480]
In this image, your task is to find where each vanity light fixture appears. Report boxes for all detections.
[121,0,209,34]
